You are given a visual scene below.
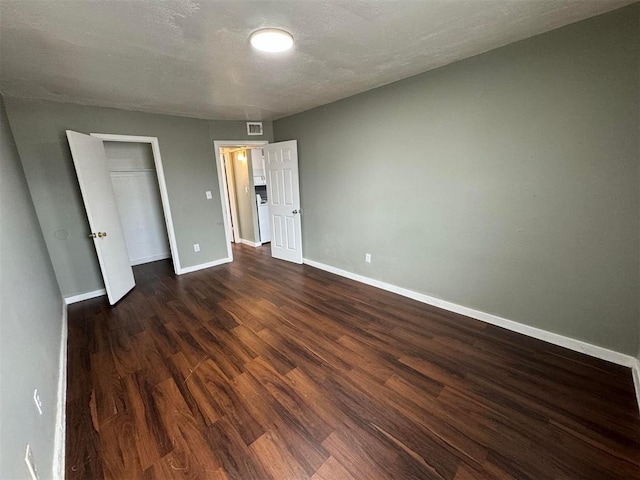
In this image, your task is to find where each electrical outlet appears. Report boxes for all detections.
[24,444,39,480]
[205,190,212,200]
[193,243,200,252]
[365,253,371,263]
[33,389,43,415]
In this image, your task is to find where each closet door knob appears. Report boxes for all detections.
[89,232,97,238]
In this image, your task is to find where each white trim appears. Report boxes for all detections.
[90,133,181,275]
[240,239,262,247]
[303,257,637,369]
[130,253,171,266]
[213,140,269,263]
[177,257,232,275]
[632,359,640,414]
[223,152,241,243]
[64,288,106,305]
[52,302,68,480]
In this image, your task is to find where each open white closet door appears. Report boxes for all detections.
[66,130,135,305]
[264,140,303,264]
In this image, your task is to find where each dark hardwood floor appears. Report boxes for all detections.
[66,244,640,479]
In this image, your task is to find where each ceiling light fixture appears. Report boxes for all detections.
[250,28,294,53]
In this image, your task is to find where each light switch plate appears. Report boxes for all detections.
[205,191,212,199]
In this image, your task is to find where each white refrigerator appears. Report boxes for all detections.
[257,201,270,243]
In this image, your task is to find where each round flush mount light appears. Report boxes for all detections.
[250,28,294,53]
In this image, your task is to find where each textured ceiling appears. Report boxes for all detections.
[0,0,633,121]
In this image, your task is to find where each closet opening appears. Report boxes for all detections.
[102,140,172,269]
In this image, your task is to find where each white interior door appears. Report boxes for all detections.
[66,130,135,305]
[264,140,302,264]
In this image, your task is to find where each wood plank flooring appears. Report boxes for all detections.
[66,244,640,479]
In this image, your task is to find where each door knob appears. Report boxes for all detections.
[292,210,298,214]
[89,232,96,238]
[98,232,107,238]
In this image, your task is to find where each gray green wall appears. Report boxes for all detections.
[274,5,640,356]
[0,95,64,478]
[4,98,272,297]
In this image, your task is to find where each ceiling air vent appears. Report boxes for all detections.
[247,122,263,136]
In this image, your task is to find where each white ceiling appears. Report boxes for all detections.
[0,0,633,121]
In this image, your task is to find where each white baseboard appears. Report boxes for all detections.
[64,288,106,305]
[178,257,232,274]
[53,301,68,480]
[633,359,640,414]
[130,252,171,266]
[240,239,262,247]
[64,255,233,296]
[302,258,637,369]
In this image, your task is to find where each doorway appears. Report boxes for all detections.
[214,140,268,260]
[91,133,180,275]
[214,140,304,265]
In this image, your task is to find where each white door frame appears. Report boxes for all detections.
[214,140,268,261]
[91,133,181,275]
[222,152,240,243]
